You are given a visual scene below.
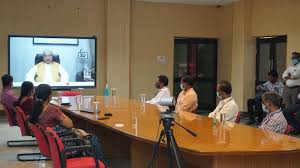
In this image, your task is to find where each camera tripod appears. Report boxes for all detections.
[147,117,197,168]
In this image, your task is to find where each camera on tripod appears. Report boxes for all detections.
[157,97,176,120]
[148,97,198,168]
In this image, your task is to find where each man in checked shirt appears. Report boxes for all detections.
[259,91,287,134]
[247,70,284,125]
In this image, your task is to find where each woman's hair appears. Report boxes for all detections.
[29,84,52,123]
[18,81,34,101]
[14,81,34,107]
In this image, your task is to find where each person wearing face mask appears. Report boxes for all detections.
[146,75,171,106]
[282,92,300,135]
[259,91,287,134]
[282,52,300,108]
[208,80,239,122]
[175,75,198,113]
[247,71,284,125]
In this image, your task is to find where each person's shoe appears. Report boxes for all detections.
[246,119,255,125]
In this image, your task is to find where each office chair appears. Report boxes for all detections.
[14,106,49,161]
[45,127,106,168]
[29,123,52,158]
[0,101,17,127]
[0,102,36,147]
[235,112,241,123]
[29,122,89,162]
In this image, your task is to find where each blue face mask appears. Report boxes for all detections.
[292,59,299,65]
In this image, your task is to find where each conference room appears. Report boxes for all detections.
[1,0,300,168]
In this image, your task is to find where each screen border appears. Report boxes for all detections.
[8,34,98,90]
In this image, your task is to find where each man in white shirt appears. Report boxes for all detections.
[282,52,300,107]
[208,80,239,122]
[146,75,171,110]
[26,50,69,84]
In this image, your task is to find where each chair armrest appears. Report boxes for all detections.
[57,131,75,137]
[62,138,86,145]
[63,145,100,168]
[63,145,92,153]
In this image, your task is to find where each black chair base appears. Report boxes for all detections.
[17,152,51,162]
[7,140,37,147]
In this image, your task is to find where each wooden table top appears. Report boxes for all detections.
[59,96,300,155]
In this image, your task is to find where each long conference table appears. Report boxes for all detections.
[59,96,300,168]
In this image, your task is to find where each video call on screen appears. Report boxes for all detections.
[9,36,97,88]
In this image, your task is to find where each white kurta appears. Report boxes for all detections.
[25,63,69,83]
[282,63,300,87]
[208,97,239,122]
[146,87,171,111]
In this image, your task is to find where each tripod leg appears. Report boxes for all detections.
[167,130,185,168]
[148,131,165,168]
[166,134,173,168]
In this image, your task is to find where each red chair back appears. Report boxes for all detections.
[46,127,65,168]
[0,102,17,127]
[285,124,294,135]
[14,106,30,136]
[235,112,241,123]
[46,127,106,168]
[29,123,51,157]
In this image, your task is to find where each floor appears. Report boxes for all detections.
[0,117,129,168]
[0,118,50,168]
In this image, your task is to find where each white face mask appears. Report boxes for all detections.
[180,83,185,90]
[262,104,269,113]
[216,92,222,99]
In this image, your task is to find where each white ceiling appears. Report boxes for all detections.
[136,0,239,5]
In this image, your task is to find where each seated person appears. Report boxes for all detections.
[25,50,69,83]
[29,84,75,133]
[0,74,18,120]
[29,84,106,163]
[283,92,300,135]
[208,80,239,122]
[258,91,287,134]
[247,70,284,125]
[146,75,171,110]
[14,81,35,115]
[175,75,198,113]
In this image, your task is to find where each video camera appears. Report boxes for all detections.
[157,97,176,119]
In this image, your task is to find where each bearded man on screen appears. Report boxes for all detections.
[26,50,69,83]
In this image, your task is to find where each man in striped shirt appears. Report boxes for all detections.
[259,91,287,134]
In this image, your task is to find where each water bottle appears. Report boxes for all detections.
[104,84,110,107]
[220,113,226,126]
[94,101,100,119]
[212,114,217,127]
